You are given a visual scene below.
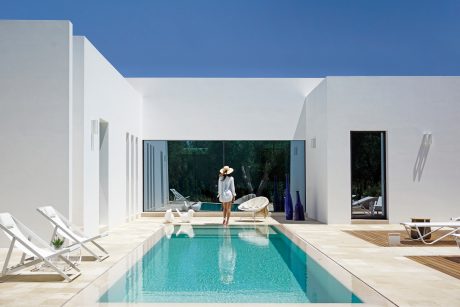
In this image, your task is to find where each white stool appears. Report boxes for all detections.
[388,233,400,246]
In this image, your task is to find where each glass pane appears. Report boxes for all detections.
[143,140,305,212]
[350,132,386,219]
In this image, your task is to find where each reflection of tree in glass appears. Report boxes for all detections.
[168,141,290,209]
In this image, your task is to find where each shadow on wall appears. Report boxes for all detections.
[413,133,432,182]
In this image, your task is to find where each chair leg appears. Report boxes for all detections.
[91,240,109,255]
[58,254,80,272]
[43,258,73,282]
[2,238,15,276]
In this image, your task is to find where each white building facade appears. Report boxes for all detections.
[1,20,459,245]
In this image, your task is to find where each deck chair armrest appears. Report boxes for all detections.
[79,232,108,244]
[67,244,81,252]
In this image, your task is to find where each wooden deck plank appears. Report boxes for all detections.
[408,256,460,280]
[343,230,456,247]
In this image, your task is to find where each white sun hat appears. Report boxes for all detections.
[219,165,234,175]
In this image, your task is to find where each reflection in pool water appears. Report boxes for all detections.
[218,227,236,284]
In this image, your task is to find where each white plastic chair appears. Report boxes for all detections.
[176,209,194,223]
[238,197,270,221]
[37,206,109,262]
[0,213,81,282]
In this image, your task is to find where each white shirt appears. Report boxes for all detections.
[218,176,236,202]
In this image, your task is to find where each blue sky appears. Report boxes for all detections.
[1,0,459,77]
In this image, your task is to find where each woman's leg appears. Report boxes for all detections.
[225,202,231,225]
[222,202,226,224]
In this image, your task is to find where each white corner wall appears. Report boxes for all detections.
[73,37,142,235]
[128,78,322,140]
[0,21,73,246]
[143,141,169,210]
[308,77,460,224]
[305,80,328,223]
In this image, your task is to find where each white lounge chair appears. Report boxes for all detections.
[37,206,109,262]
[170,189,190,202]
[352,196,377,215]
[238,197,270,222]
[400,219,460,245]
[0,213,81,282]
[371,196,383,216]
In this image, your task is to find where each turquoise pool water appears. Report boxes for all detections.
[99,226,362,303]
[200,202,239,211]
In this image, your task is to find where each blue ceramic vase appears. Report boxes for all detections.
[294,190,305,221]
[284,174,293,220]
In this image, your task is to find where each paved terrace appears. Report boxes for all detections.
[0,217,459,306]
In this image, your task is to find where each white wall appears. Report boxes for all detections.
[129,78,322,140]
[305,80,328,222]
[143,141,169,210]
[0,21,73,246]
[73,38,143,235]
[290,140,306,210]
[307,77,460,223]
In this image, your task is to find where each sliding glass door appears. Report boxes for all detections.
[350,132,386,219]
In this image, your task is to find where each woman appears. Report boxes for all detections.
[217,165,236,225]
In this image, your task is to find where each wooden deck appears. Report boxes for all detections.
[408,256,460,280]
[343,230,457,247]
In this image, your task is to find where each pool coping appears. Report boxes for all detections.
[64,224,396,306]
[275,224,397,306]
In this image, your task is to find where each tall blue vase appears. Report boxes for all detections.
[294,191,305,221]
[284,174,293,220]
[273,176,280,212]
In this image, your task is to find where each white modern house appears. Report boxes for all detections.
[1,20,459,246]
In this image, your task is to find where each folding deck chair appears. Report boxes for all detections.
[37,206,109,262]
[0,213,80,282]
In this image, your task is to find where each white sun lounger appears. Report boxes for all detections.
[0,213,81,282]
[37,206,109,262]
[352,196,377,215]
[453,234,460,248]
[170,189,190,202]
[400,220,460,245]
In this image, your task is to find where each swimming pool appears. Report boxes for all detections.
[96,225,368,304]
